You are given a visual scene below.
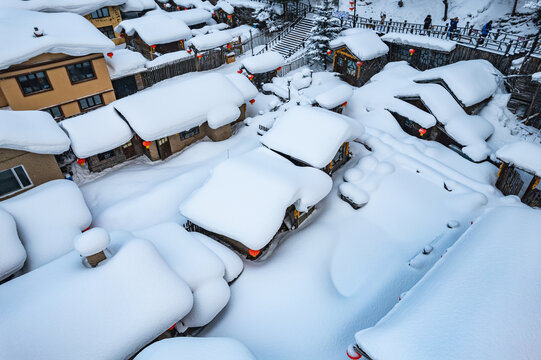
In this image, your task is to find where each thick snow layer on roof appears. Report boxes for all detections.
[0,208,26,281]
[192,23,230,37]
[116,11,192,45]
[0,110,70,154]
[73,227,110,256]
[330,29,389,61]
[0,0,124,15]
[0,180,92,272]
[180,147,332,250]
[382,32,457,52]
[104,48,147,79]
[314,84,353,109]
[215,0,234,14]
[121,0,157,12]
[192,232,243,283]
[60,105,133,159]
[496,141,541,176]
[0,9,114,70]
[169,8,212,26]
[187,31,233,51]
[227,0,265,9]
[114,73,245,141]
[0,236,193,360]
[208,104,241,129]
[261,106,359,168]
[355,206,541,360]
[134,337,256,360]
[225,73,259,101]
[225,24,260,43]
[414,59,500,107]
[146,50,193,68]
[175,0,215,11]
[241,51,284,74]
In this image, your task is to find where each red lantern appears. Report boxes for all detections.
[247,74,254,80]
[418,128,427,136]
[142,141,151,148]
[227,14,232,19]
[197,53,203,59]
[248,249,260,257]
[168,324,176,331]
[187,48,192,54]
[120,33,125,38]
[83,226,91,232]
[249,99,255,104]
[346,346,362,360]
[150,44,156,50]
[276,66,282,71]
[177,5,181,10]
[356,61,363,66]
[77,158,86,166]
[106,52,113,58]
[349,0,354,3]
[409,48,415,55]
[349,7,354,10]
[227,44,232,50]
[326,49,332,55]
[237,69,243,74]
[341,101,348,107]
[212,12,216,16]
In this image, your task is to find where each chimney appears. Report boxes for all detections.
[74,228,111,268]
[33,27,44,38]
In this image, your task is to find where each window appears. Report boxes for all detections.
[66,61,95,83]
[158,137,169,146]
[346,59,357,77]
[90,7,110,19]
[122,142,133,149]
[43,106,63,120]
[0,166,32,198]
[97,149,116,161]
[78,94,103,111]
[17,71,51,95]
[179,126,199,140]
[98,26,116,39]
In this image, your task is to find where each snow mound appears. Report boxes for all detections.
[496,141,541,177]
[104,48,147,79]
[121,0,157,12]
[382,32,456,52]
[241,51,284,74]
[208,104,241,129]
[134,337,256,359]
[180,147,332,250]
[0,0,125,16]
[188,31,233,51]
[314,84,353,109]
[330,29,389,61]
[168,8,211,26]
[74,227,110,257]
[0,110,70,154]
[0,208,26,281]
[225,73,259,102]
[116,11,192,45]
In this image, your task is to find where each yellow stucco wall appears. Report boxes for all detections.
[85,6,124,45]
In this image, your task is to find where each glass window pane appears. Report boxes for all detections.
[14,166,31,187]
[94,95,102,105]
[0,169,21,197]
[79,98,88,109]
[103,7,109,17]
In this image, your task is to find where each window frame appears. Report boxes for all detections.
[0,165,33,199]
[66,60,97,84]
[16,71,53,96]
[179,126,200,140]
[77,94,104,112]
[43,105,64,121]
[97,149,116,161]
[90,7,110,19]
[98,25,116,39]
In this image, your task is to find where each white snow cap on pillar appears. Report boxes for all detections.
[74,228,111,257]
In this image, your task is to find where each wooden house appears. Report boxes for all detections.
[0,10,116,120]
[84,4,125,45]
[495,141,541,208]
[116,12,192,60]
[0,110,70,200]
[311,83,353,114]
[240,51,284,89]
[213,0,236,27]
[507,55,541,130]
[329,29,389,87]
[119,0,157,19]
[169,8,212,28]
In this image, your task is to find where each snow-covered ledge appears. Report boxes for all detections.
[74,228,111,268]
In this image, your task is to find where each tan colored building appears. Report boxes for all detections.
[0,9,117,120]
[85,5,125,45]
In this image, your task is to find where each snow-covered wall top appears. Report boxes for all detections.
[116,11,192,45]
[496,141,541,177]
[0,0,125,15]
[180,147,332,250]
[0,9,115,70]
[0,110,71,155]
[261,106,360,168]
[0,208,26,282]
[187,31,233,51]
[0,236,194,360]
[381,32,457,52]
[330,29,389,61]
[134,337,256,360]
[241,51,284,74]
[121,0,157,12]
[113,73,246,141]
[355,206,541,360]
[60,105,134,159]
[169,8,211,26]
[413,59,500,107]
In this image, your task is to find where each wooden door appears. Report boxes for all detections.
[122,141,136,159]
[157,137,172,160]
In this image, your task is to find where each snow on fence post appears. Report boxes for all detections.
[74,228,111,268]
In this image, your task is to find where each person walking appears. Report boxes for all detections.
[379,13,387,32]
[448,17,459,39]
[479,20,493,45]
[423,15,432,35]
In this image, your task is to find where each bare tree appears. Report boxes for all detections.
[512,0,519,16]
[442,0,449,21]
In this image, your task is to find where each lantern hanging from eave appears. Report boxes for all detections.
[341,101,348,107]
[107,52,113,58]
[248,249,260,257]
[237,69,243,74]
[276,66,282,71]
[227,43,232,50]
[187,48,192,54]
[418,127,427,136]
[349,7,354,10]
[227,14,232,19]
[247,74,254,80]
[409,48,415,55]
[249,99,255,104]
[349,0,354,4]
[77,158,86,166]
[326,49,332,55]
[197,53,203,59]
[142,141,151,149]
[177,5,181,10]
[150,44,156,51]
[346,345,362,360]
[356,61,362,66]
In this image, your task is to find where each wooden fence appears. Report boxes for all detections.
[140,56,197,88]
[278,55,310,76]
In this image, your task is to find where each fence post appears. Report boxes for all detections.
[469,25,474,36]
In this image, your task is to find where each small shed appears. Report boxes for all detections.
[329,29,389,87]
[240,51,284,89]
[312,84,353,114]
[180,147,332,259]
[115,11,192,60]
[60,104,142,172]
[495,141,541,208]
[169,8,212,28]
[260,106,359,175]
[382,32,457,71]
[213,0,236,26]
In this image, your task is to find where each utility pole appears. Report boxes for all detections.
[249,29,254,56]
[353,0,357,27]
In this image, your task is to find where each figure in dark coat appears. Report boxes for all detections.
[479,20,493,44]
[448,17,458,39]
[423,15,432,35]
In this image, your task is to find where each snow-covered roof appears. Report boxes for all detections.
[0,180,92,272]
[187,30,233,51]
[180,147,332,250]
[496,141,541,176]
[174,0,215,12]
[215,0,234,14]
[532,72,541,83]
[121,0,157,12]
[0,0,125,15]
[60,105,134,159]
[169,8,212,26]
[241,51,284,74]
[382,32,457,52]
[224,24,260,43]
[261,106,359,168]
[226,0,265,10]
[329,29,389,61]
[0,9,114,70]
[314,84,353,109]
[115,11,192,45]
[0,208,26,282]
[413,59,500,107]
[104,48,147,79]
[146,50,193,67]
[225,73,259,101]
[113,73,246,141]
[0,235,194,360]
[134,337,256,360]
[355,206,541,360]
[0,110,70,155]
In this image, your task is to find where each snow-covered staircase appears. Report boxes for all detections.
[270,13,315,58]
